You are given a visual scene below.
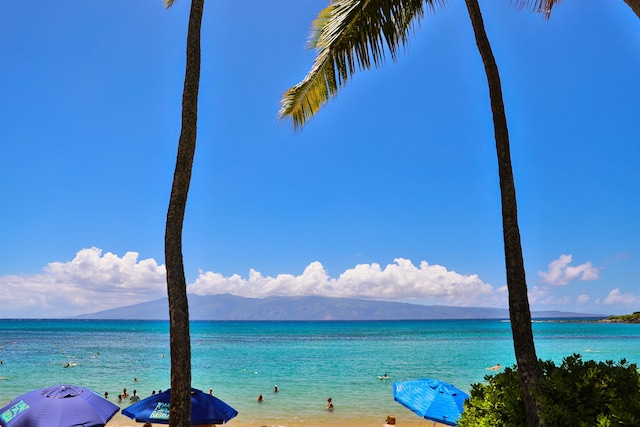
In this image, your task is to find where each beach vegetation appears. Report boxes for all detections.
[162,0,204,425]
[458,354,640,427]
[601,312,640,323]
[278,1,556,424]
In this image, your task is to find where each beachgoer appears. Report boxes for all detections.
[130,389,140,403]
[384,414,396,426]
[273,385,279,393]
[486,363,501,371]
[104,392,109,399]
[209,388,213,395]
[134,377,138,382]
[151,390,156,395]
[122,387,129,397]
[117,394,123,403]
[327,397,334,411]
[257,393,264,402]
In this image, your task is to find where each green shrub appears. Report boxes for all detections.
[458,354,640,427]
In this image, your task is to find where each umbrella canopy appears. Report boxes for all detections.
[122,388,238,425]
[393,378,469,426]
[0,384,119,427]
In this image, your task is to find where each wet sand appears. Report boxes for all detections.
[106,411,450,427]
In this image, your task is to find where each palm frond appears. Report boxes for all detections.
[279,0,444,130]
[164,0,176,9]
[512,0,563,20]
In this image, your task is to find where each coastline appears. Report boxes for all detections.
[106,411,451,427]
[597,312,640,324]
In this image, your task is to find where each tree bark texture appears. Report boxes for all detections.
[463,0,543,426]
[624,0,640,19]
[164,0,204,426]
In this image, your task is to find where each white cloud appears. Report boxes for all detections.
[527,285,573,306]
[527,286,548,303]
[189,258,494,305]
[538,254,600,286]
[577,293,590,304]
[4,247,635,318]
[603,288,640,306]
[0,250,506,318]
[0,247,166,318]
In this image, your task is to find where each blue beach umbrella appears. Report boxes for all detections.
[122,388,238,425]
[393,378,469,426]
[0,384,119,427]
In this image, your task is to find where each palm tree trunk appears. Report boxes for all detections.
[463,0,543,426]
[624,0,640,19]
[164,0,204,426]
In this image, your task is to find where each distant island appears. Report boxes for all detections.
[599,312,640,324]
[75,294,607,321]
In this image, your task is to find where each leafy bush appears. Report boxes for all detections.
[458,354,640,427]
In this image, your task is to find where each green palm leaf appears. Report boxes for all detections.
[279,0,443,130]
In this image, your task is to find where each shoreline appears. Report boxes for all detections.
[106,412,451,427]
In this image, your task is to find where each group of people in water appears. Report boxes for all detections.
[109,387,145,403]
[255,385,333,412]
[98,365,503,422]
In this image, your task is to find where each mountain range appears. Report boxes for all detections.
[76,294,606,320]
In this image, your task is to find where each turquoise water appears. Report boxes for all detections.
[0,319,638,425]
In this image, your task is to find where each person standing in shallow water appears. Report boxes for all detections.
[326,397,334,411]
[129,390,140,403]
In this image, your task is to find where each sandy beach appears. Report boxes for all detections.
[106,411,450,427]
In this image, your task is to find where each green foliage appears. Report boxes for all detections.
[604,312,640,323]
[458,354,640,427]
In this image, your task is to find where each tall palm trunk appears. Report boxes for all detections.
[164,0,204,425]
[463,0,542,426]
[624,0,640,19]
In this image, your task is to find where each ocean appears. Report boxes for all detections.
[0,319,638,426]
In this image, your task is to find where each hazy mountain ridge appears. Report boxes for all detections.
[75,294,606,320]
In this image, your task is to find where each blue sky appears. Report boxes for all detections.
[0,0,638,318]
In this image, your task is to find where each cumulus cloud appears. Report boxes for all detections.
[0,247,166,318]
[603,288,640,306]
[538,254,599,286]
[527,285,572,306]
[0,250,497,318]
[189,258,494,305]
[577,293,590,304]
